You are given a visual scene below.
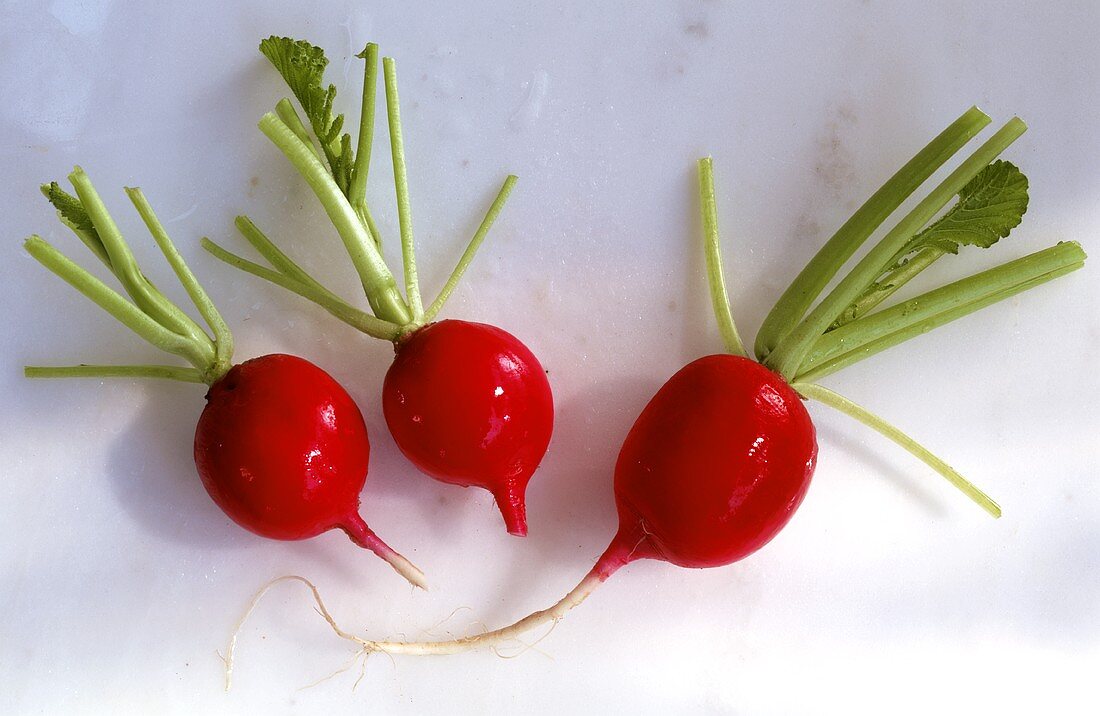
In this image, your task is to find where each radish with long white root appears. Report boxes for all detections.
[227,107,1084,671]
[204,38,552,536]
[23,168,427,589]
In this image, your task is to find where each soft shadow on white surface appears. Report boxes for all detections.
[812,420,950,520]
[105,390,245,549]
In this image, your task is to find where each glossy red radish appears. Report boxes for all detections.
[205,37,551,535]
[605,354,817,571]
[24,167,426,589]
[228,108,1084,668]
[383,320,553,535]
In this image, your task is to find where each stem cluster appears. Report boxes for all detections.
[697,107,1085,517]
[205,42,518,343]
[25,168,234,385]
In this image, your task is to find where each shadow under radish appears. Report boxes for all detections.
[811,419,950,519]
[104,383,250,550]
[102,376,426,601]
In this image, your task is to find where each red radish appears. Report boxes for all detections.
[603,354,816,572]
[197,354,398,557]
[204,38,552,534]
[228,108,1084,667]
[383,320,553,536]
[24,168,426,589]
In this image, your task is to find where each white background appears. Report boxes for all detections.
[2,1,1098,713]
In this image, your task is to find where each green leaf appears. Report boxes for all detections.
[42,181,113,268]
[43,182,95,231]
[899,159,1028,256]
[831,160,1029,328]
[259,36,354,191]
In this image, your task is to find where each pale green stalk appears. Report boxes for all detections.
[349,42,379,209]
[126,187,233,376]
[275,98,323,163]
[233,215,345,305]
[424,175,518,322]
[796,242,1086,382]
[201,238,401,341]
[833,246,946,325]
[68,167,212,349]
[794,382,1001,518]
[257,112,411,324]
[755,107,992,359]
[383,56,423,319]
[25,365,205,383]
[24,236,215,370]
[697,157,747,357]
[766,118,1027,379]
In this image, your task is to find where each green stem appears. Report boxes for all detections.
[25,364,205,383]
[275,98,323,163]
[423,175,518,323]
[54,216,112,269]
[68,167,213,349]
[383,56,423,320]
[24,236,215,371]
[766,117,1027,379]
[126,187,233,381]
[360,203,383,250]
[258,113,412,326]
[796,241,1086,383]
[349,42,379,210]
[830,246,946,328]
[234,215,346,305]
[697,157,747,357]
[793,382,1001,518]
[201,238,401,341]
[755,107,992,360]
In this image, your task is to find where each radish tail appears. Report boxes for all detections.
[362,531,638,655]
[340,513,428,590]
[493,484,529,537]
[366,565,612,655]
[227,532,632,671]
[591,518,659,579]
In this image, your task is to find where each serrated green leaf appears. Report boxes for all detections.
[896,159,1028,259]
[44,182,95,231]
[259,36,354,191]
[42,181,114,267]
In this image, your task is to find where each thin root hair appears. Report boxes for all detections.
[298,647,370,692]
[492,618,559,660]
[223,575,369,691]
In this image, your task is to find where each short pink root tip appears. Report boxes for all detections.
[339,513,428,590]
[495,487,528,537]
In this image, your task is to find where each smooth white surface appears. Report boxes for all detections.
[2,1,1098,713]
